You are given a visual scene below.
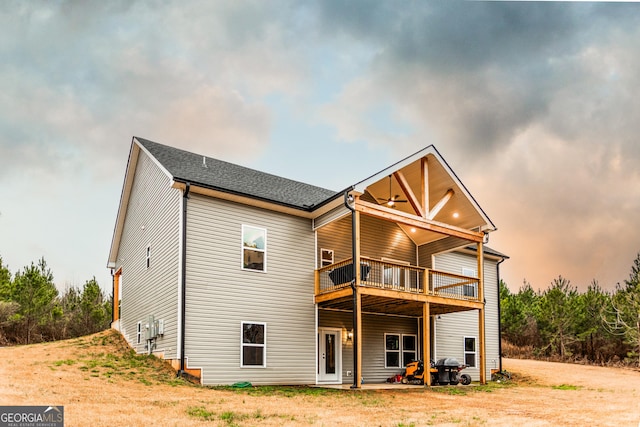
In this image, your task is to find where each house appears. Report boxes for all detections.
[107,137,507,387]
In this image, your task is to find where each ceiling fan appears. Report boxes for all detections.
[377,175,407,208]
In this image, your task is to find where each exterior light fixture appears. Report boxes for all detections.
[410,227,416,233]
[347,330,354,341]
[452,212,459,219]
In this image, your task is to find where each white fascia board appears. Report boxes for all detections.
[107,139,140,266]
[352,145,437,194]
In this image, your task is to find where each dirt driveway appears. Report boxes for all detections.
[1,332,639,426]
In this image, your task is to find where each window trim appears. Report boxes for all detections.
[464,336,477,368]
[320,248,334,267]
[241,225,267,273]
[241,321,267,368]
[384,333,401,368]
[137,321,142,344]
[462,267,477,297]
[401,334,417,368]
[384,333,418,368]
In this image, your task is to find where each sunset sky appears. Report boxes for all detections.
[1,1,639,293]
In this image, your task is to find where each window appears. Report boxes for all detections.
[242,225,266,272]
[385,334,417,368]
[382,258,409,288]
[464,337,476,367]
[462,267,477,297]
[320,249,334,267]
[402,335,417,367]
[241,322,266,367]
[146,246,151,269]
[137,321,142,344]
[385,334,400,368]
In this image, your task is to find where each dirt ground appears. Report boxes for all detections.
[1,331,639,427]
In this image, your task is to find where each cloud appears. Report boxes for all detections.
[2,1,640,292]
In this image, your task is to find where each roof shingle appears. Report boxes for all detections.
[136,137,339,210]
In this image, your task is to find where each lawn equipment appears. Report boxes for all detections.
[402,359,471,386]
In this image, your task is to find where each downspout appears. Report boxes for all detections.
[344,190,358,389]
[179,182,191,377]
[496,256,506,373]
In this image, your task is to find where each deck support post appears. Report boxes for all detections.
[423,302,431,387]
[354,209,362,389]
[477,241,486,384]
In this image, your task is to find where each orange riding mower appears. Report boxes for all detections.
[401,359,471,386]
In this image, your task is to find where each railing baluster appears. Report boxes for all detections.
[316,257,479,302]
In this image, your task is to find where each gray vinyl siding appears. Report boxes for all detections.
[418,237,469,268]
[432,251,500,381]
[115,151,181,358]
[313,204,349,230]
[319,310,418,384]
[184,194,316,385]
[317,215,417,267]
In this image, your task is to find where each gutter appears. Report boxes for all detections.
[172,177,343,213]
[343,189,359,389]
[178,182,190,377]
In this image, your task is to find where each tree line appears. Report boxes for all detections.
[500,252,640,366]
[0,256,112,345]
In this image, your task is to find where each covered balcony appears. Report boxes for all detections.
[315,257,483,317]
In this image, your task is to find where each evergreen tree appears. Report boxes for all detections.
[9,258,58,344]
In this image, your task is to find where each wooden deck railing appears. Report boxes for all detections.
[316,257,480,302]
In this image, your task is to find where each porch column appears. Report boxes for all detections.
[477,241,486,384]
[354,209,362,388]
[423,302,431,387]
[355,291,362,388]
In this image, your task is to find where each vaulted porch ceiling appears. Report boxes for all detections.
[355,150,495,246]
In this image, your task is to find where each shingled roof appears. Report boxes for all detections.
[136,137,340,211]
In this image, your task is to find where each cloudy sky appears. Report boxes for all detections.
[1,1,639,293]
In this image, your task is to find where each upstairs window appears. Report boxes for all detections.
[320,249,334,267]
[242,225,266,272]
[462,267,477,297]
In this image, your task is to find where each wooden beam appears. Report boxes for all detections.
[477,241,486,384]
[425,294,484,310]
[355,291,362,388]
[355,200,484,242]
[421,158,428,218]
[393,171,425,218]
[314,287,353,304]
[434,279,478,291]
[360,286,427,302]
[423,302,431,387]
[355,209,361,285]
[427,189,454,220]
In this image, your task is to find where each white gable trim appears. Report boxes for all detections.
[352,145,495,233]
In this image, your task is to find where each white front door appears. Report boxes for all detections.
[318,328,342,383]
